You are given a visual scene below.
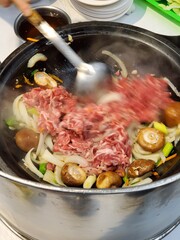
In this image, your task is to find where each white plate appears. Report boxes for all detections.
[69,0,133,21]
[70,0,133,19]
[72,5,130,18]
[73,0,131,13]
[76,0,120,6]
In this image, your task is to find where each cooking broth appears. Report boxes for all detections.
[19,15,69,40]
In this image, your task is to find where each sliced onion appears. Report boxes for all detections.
[36,132,47,156]
[13,95,38,131]
[102,50,128,78]
[133,143,152,155]
[27,53,47,68]
[132,149,160,162]
[174,135,180,146]
[43,169,59,186]
[45,135,54,151]
[54,166,66,186]
[131,177,153,186]
[163,77,180,97]
[13,94,23,121]
[165,125,178,143]
[23,149,43,178]
[18,100,31,127]
[34,72,57,88]
[53,153,88,167]
[41,149,64,167]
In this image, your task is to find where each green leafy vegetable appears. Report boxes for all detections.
[155,0,180,15]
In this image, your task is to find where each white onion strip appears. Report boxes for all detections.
[53,153,88,167]
[13,95,38,131]
[23,149,43,178]
[102,50,128,78]
[18,100,31,127]
[44,135,54,151]
[27,53,47,68]
[13,94,23,121]
[36,132,47,156]
[41,149,64,167]
[131,177,153,186]
[54,166,66,186]
[163,77,180,97]
[132,149,160,163]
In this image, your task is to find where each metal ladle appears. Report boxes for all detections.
[27,10,112,97]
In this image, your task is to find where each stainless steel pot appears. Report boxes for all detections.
[0,22,180,240]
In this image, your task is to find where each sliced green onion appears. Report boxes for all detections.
[123,175,128,183]
[153,121,168,134]
[31,69,39,77]
[39,163,47,175]
[156,158,161,167]
[5,118,18,127]
[83,175,96,189]
[27,107,39,116]
[162,142,173,157]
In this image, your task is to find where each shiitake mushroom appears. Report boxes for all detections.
[137,127,165,153]
[96,171,122,189]
[61,162,87,187]
[15,128,39,152]
[127,159,155,178]
[162,101,180,128]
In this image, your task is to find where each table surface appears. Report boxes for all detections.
[0,0,180,239]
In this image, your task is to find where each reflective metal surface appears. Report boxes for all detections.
[0,170,180,240]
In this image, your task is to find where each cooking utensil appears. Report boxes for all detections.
[26,9,111,96]
[0,22,180,240]
[156,141,180,178]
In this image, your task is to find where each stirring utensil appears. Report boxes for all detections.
[25,9,112,96]
[154,141,180,179]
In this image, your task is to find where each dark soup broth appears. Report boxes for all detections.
[19,15,69,40]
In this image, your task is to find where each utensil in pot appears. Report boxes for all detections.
[18,8,112,97]
[155,141,180,178]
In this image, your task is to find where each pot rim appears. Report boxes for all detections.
[0,21,180,194]
[0,169,180,193]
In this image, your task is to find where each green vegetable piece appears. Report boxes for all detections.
[153,121,168,134]
[39,163,47,175]
[123,175,128,183]
[156,158,161,166]
[27,107,39,116]
[31,69,39,77]
[162,142,173,157]
[5,118,18,127]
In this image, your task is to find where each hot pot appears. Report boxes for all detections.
[0,22,180,240]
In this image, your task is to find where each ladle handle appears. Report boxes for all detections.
[27,10,85,69]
